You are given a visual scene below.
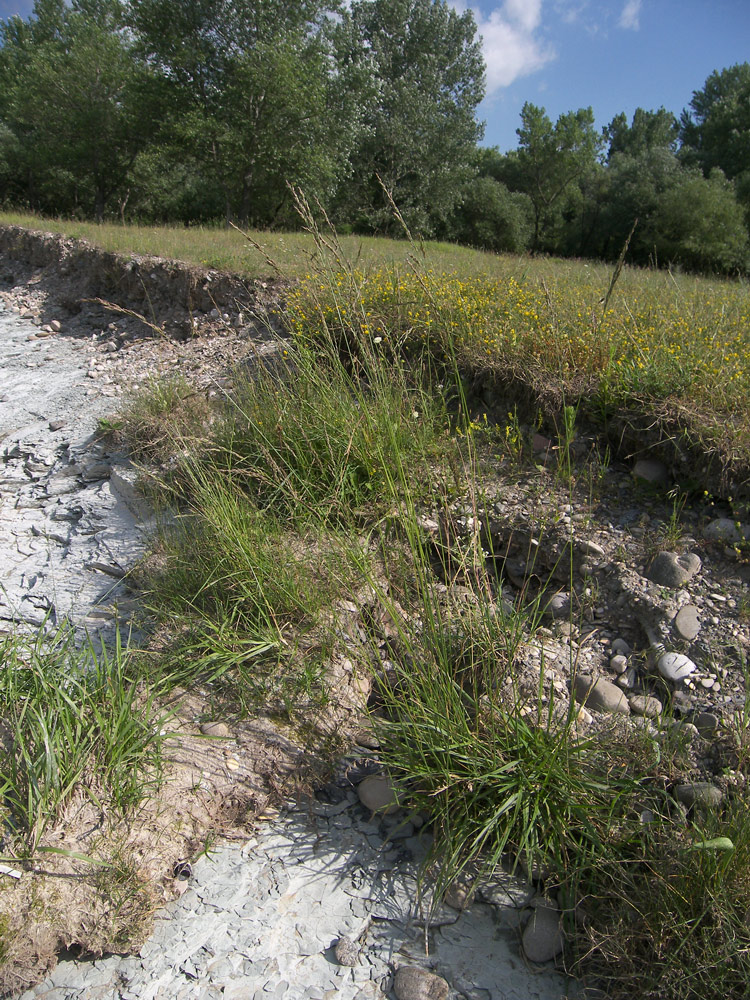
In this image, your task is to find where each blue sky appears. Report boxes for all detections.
[1,0,748,151]
[460,0,750,149]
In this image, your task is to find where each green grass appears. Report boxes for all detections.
[575,797,750,998]
[0,626,163,850]
[0,209,496,281]
[4,208,749,478]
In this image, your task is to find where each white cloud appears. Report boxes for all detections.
[618,0,642,30]
[452,1,555,95]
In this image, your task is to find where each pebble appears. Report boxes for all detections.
[444,876,475,911]
[200,722,231,738]
[521,903,564,963]
[703,518,747,543]
[334,936,360,967]
[628,694,662,718]
[693,712,720,736]
[674,605,700,641]
[357,774,401,815]
[610,654,628,674]
[674,782,724,809]
[547,591,571,618]
[657,651,697,683]
[573,675,630,715]
[611,638,632,655]
[393,966,450,1000]
[578,539,606,559]
[647,551,701,588]
[616,666,637,690]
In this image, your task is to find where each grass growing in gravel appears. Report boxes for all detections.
[7,204,750,996]
[0,626,163,850]
[576,797,750,997]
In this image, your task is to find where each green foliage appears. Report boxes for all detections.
[120,375,210,465]
[605,107,679,159]
[0,626,163,849]
[577,796,750,999]
[451,176,533,253]
[0,1,158,220]
[651,167,749,274]
[211,349,450,524]
[680,62,750,182]
[510,102,603,251]
[334,0,485,237]
[141,470,341,714]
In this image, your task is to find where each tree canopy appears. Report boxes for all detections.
[0,6,748,275]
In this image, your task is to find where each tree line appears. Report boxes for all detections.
[1,0,748,275]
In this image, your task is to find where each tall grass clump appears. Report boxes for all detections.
[0,627,163,850]
[209,338,453,526]
[575,797,750,998]
[368,571,635,895]
[141,465,357,712]
[117,375,211,466]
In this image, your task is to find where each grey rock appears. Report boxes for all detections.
[573,674,630,715]
[478,872,535,909]
[357,774,401,814]
[334,935,360,967]
[611,638,632,656]
[546,591,571,619]
[674,605,700,641]
[647,551,701,588]
[703,517,748,544]
[628,694,662,718]
[616,666,637,690]
[522,903,564,963]
[443,875,475,911]
[393,966,450,1000]
[200,722,231,738]
[693,712,720,736]
[657,651,697,682]
[670,720,700,739]
[577,539,605,559]
[674,782,723,809]
[609,654,628,674]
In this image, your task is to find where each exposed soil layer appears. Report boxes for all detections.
[0,224,288,344]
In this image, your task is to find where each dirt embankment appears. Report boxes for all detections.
[0,224,287,342]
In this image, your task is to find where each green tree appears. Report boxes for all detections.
[126,0,358,225]
[680,63,750,181]
[605,107,679,160]
[510,103,603,251]
[0,0,157,219]
[451,175,532,253]
[338,0,485,236]
[650,167,748,274]
[680,63,750,233]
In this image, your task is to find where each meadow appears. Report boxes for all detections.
[2,209,748,483]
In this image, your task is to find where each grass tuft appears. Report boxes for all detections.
[0,626,163,850]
